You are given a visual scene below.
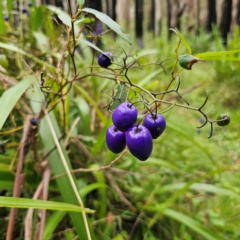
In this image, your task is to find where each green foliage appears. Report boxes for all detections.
[0,196,94,213]
[0,1,240,240]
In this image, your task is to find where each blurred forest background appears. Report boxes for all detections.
[36,0,240,45]
[1,0,240,240]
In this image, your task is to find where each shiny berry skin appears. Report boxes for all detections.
[126,125,153,161]
[143,113,166,139]
[98,52,112,68]
[106,126,126,153]
[106,125,126,154]
[217,114,230,126]
[22,7,28,14]
[112,102,138,132]
[30,117,39,126]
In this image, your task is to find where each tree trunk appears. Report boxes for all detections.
[135,0,144,40]
[237,0,240,25]
[167,0,186,39]
[219,0,232,46]
[155,0,162,36]
[147,0,155,33]
[166,0,171,39]
[112,0,117,21]
[106,0,110,16]
[205,0,216,33]
[84,0,102,12]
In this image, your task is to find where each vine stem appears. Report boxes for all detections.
[44,110,92,240]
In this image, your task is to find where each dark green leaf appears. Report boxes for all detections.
[82,8,131,44]
[0,76,35,130]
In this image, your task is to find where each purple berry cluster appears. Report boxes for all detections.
[106,102,166,161]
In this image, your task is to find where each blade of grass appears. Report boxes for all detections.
[44,211,66,240]
[74,84,107,124]
[44,110,93,240]
[171,28,192,54]
[159,182,240,199]
[0,196,94,212]
[0,42,56,72]
[146,166,237,230]
[163,208,222,240]
[0,76,35,130]
[29,84,95,240]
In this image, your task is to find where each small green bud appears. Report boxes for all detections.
[178,54,204,70]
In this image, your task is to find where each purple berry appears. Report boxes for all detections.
[30,117,39,126]
[98,52,112,68]
[143,113,166,139]
[106,125,126,153]
[4,16,9,21]
[112,102,138,132]
[22,7,28,14]
[126,125,153,161]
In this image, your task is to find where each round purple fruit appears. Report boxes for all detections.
[30,117,39,126]
[98,52,112,68]
[112,102,138,132]
[106,125,126,154]
[126,125,153,161]
[143,113,166,139]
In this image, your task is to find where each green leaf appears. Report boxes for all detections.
[7,0,14,17]
[79,38,107,55]
[0,2,7,34]
[47,5,71,27]
[74,17,95,25]
[44,211,66,240]
[111,84,128,109]
[0,196,94,213]
[195,49,240,61]
[77,0,85,9]
[159,183,240,199]
[138,69,163,86]
[0,42,55,71]
[74,84,107,124]
[82,8,132,44]
[171,28,192,54]
[164,208,222,240]
[28,84,96,240]
[0,76,35,130]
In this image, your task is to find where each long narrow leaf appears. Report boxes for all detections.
[44,211,66,240]
[164,208,222,240]
[159,182,240,199]
[79,38,107,55]
[196,49,240,58]
[171,28,192,54]
[28,84,96,240]
[0,42,56,71]
[0,76,35,130]
[82,8,131,44]
[0,196,94,213]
